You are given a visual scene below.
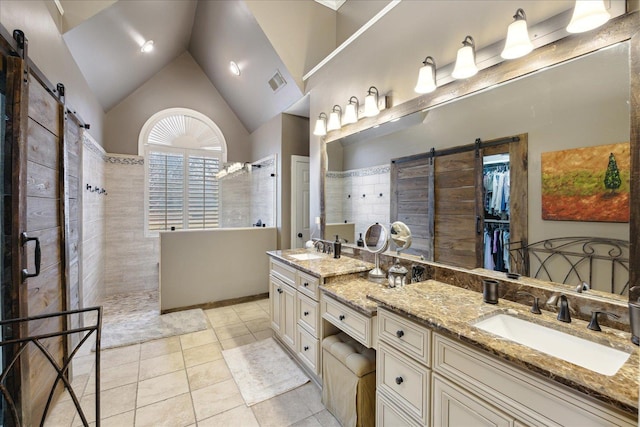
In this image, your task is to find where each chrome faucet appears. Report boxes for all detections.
[547,293,571,323]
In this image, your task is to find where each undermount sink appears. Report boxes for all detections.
[289,253,324,261]
[474,313,631,376]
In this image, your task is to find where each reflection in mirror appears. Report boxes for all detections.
[326,41,630,297]
[390,221,412,254]
[364,223,388,282]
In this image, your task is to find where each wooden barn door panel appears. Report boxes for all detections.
[434,151,481,269]
[19,73,67,425]
[391,153,434,260]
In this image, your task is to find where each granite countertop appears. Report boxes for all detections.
[267,249,374,279]
[320,275,384,317]
[367,280,639,416]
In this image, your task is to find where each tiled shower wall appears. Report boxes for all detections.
[326,165,391,239]
[219,157,276,228]
[81,134,106,307]
[104,155,159,295]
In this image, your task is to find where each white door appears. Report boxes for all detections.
[291,156,310,248]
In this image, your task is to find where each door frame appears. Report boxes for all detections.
[291,155,310,249]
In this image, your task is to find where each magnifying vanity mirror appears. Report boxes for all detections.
[390,221,412,254]
[364,223,388,282]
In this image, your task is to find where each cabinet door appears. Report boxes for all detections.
[270,276,284,335]
[282,283,296,349]
[432,374,513,427]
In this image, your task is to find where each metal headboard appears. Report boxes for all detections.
[509,237,630,295]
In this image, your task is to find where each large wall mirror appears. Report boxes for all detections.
[322,13,637,302]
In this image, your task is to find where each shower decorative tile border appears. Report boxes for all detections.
[106,154,144,165]
[326,164,390,178]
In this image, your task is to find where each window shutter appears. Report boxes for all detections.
[148,151,185,231]
[188,154,220,229]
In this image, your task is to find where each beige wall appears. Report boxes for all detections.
[104,51,251,159]
[160,227,277,312]
[336,0,391,46]
[246,0,336,89]
[0,0,105,143]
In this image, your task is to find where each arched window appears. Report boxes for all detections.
[140,108,227,235]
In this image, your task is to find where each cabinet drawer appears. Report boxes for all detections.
[270,259,296,287]
[378,308,431,367]
[433,334,637,427]
[377,342,430,425]
[297,293,319,337]
[297,327,319,375]
[322,295,375,347]
[377,392,422,427]
[297,271,320,300]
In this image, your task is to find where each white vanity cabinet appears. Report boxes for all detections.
[269,258,322,378]
[376,307,637,427]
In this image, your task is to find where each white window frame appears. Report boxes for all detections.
[144,146,222,236]
[140,108,227,237]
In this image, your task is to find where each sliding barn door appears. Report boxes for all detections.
[18,71,68,425]
[433,151,482,269]
[390,153,434,259]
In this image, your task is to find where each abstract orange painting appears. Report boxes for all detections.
[541,142,630,222]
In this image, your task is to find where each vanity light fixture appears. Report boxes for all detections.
[343,96,359,125]
[363,86,380,117]
[327,105,342,131]
[229,61,241,76]
[501,9,534,60]
[313,112,328,136]
[566,0,610,33]
[451,36,478,80]
[141,40,154,53]
[414,56,437,94]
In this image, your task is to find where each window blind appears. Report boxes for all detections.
[148,151,185,231]
[188,154,220,229]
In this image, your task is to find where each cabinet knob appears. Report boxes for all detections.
[304,311,309,316]
[395,376,404,385]
[304,346,309,351]
[339,315,345,321]
[396,330,405,338]
[303,282,309,287]
[277,288,283,294]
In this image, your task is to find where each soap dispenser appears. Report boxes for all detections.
[334,235,342,259]
[357,233,364,247]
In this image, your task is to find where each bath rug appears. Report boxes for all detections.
[222,338,309,406]
[97,308,208,350]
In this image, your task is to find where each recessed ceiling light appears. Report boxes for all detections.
[229,61,241,76]
[141,40,154,53]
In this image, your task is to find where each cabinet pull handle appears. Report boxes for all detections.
[304,311,309,316]
[277,288,283,294]
[21,232,41,282]
[395,376,404,385]
[304,346,309,351]
[339,315,345,321]
[303,282,309,287]
[396,330,404,338]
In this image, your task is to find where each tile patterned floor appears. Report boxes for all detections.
[45,298,340,427]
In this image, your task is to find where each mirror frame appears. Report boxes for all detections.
[319,11,639,302]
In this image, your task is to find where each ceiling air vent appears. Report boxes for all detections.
[268,70,287,93]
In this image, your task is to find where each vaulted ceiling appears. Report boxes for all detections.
[59,0,592,134]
